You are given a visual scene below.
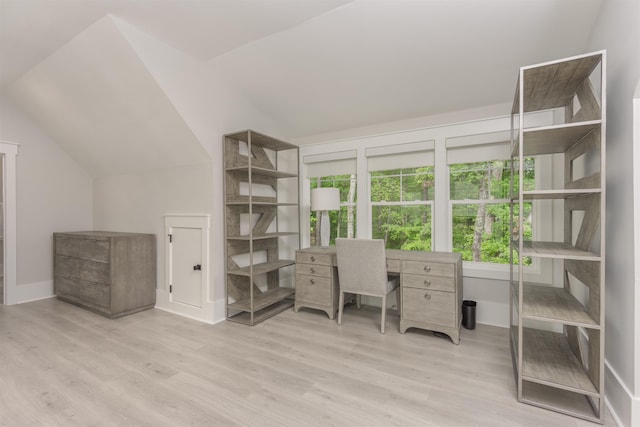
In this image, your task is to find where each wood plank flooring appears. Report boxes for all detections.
[0,298,616,426]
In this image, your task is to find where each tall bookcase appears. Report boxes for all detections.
[509,51,606,423]
[223,130,299,325]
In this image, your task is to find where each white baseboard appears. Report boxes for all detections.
[7,280,54,304]
[154,290,225,325]
[605,360,638,427]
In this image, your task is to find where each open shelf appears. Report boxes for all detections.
[226,195,297,206]
[226,232,299,241]
[522,327,598,395]
[520,189,601,200]
[521,381,602,423]
[227,260,295,276]
[513,53,602,114]
[513,121,601,156]
[518,241,600,261]
[509,51,605,423]
[225,166,297,179]
[224,130,300,326]
[521,283,598,327]
[227,287,295,313]
[226,297,294,326]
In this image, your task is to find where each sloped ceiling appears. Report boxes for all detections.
[211,0,605,139]
[5,16,210,178]
[0,0,604,176]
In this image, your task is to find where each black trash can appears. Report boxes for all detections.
[462,300,476,330]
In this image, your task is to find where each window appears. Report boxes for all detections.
[309,175,356,246]
[371,167,434,250]
[449,159,534,264]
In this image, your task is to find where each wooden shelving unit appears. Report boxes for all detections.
[223,130,299,325]
[509,51,606,423]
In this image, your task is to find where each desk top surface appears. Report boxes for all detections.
[298,246,461,263]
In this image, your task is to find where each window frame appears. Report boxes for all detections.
[298,111,557,282]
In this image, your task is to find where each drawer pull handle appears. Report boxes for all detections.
[424,280,431,287]
[424,265,431,273]
[310,279,316,285]
[310,267,316,274]
[424,293,431,300]
[311,256,316,262]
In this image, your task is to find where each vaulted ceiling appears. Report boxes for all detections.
[0,0,603,177]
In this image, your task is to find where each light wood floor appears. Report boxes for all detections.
[0,298,616,427]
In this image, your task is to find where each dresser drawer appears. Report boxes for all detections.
[296,274,331,305]
[55,276,110,308]
[296,263,331,277]
[55,236,110,263]
[56,256,110,283]
[402,273,454,292]
[402,260,454,278]
[402,287,455,327]
[296,252,332,266]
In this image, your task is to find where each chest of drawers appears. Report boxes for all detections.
[294,247,339,319]
[398,252,462,344]
[54,231,156,318]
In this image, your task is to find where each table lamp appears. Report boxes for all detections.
[311,187,340,247]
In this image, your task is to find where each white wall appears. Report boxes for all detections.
[92,163,214,316]
[587,1,640,425]
[0,96,93,303]
[88,21,287,323]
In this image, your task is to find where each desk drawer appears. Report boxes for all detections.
[296,274,331,305]
[402,273,454,292]
[402,260,454,278]
[296,252,332,266]
[402,287,454,327]
[296,263,331,277]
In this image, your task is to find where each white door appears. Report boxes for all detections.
[169,227,203,308]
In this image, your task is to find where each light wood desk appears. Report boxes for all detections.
[294,246,463,344]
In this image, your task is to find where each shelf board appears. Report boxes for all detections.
[520,189,600,200]
[227,287,295,313]
[226,232,299,241]
[227,260,295,277]
[521,283,599,327]
[519,53,602,113]
[517,241,600,261]
[226,195,297,206]
[521,381,602,423]
[512,121,601,156]
[226,298,294,326]
[225,130,298,151]
[522,327,598,396]
[225,166,297,179]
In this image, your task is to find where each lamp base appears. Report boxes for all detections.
[319,210,330,247]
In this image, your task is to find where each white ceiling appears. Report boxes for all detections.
[0,0,604,176]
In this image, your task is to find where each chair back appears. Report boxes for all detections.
[335,238,388,296]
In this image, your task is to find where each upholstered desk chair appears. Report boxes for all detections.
[335,238,400,333]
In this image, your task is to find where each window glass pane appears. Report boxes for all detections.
[309,174,356,246]
[370,167,434,251]
[371,167,435,202]
[372,205,431,251]
[449,158,534,265]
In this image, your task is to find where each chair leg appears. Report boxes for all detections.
[356,294,361,309]
[338,291,345,325]
[380,295,386,334]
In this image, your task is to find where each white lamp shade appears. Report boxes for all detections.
[311,187,340,211]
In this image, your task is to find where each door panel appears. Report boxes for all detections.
[170,227,202,308]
